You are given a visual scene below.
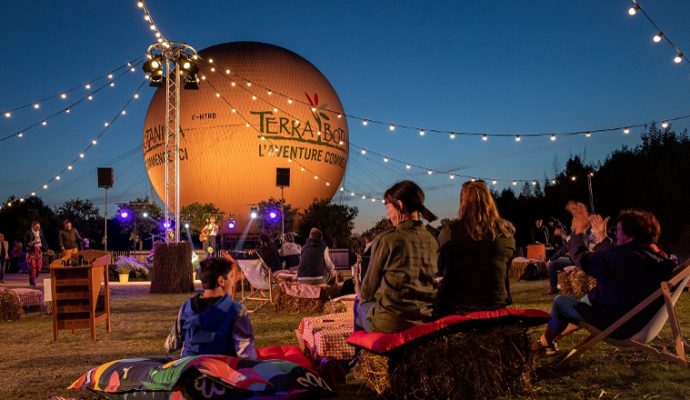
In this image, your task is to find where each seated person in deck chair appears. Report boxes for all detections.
[165,256,257,359]
[434,180,516,317]
[297,228,337,284]
[533,205,675,353]
[357,180,439,333]
[257,233,283,272]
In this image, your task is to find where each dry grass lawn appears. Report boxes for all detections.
[0,281,688,399]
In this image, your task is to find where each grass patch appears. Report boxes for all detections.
[0,281,688,399]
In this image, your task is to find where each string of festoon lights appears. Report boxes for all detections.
[216,67,685,143]
[1,57,143,119]
[628,0,690,65]
[202,61,563,186]
[0,80,147,209]
[135,0,169,45]
[0,59,145,143]
[202,77,386,204]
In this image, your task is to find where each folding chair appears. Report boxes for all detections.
[558,261,690,367]
[237,256,274,312]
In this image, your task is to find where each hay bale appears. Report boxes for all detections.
[353,325,533,399]
[274,284,342,313]
[558,269,596,298]
[322,299,350,314]
[0,290,23,321]
[510,258,547,280]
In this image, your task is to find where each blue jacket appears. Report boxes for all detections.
[180,295,239,356]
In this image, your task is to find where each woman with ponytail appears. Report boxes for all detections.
[357,180,439,333]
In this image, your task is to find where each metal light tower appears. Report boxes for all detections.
[143,42,199,243]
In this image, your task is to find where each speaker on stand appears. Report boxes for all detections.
[276,168,290,237]
[97,168,113,251]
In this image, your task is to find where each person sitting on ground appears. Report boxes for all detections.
[357,180,439,333]
[297,228,337,284]
[256,233,282,271]
[278,233,301,270]
[434,180,516,317]
[530,217,550,245]
[165,256,257,359]
[533,205,675,353]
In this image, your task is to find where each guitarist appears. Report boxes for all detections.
[201,216,219,258]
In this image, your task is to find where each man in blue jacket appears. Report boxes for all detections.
[165,256,256,359]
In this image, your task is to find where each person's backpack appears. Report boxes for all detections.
[520,262,542,281]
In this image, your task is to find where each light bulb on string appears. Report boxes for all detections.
[419,129,425,136]
[482,134,488,141]
[79,153,85,158]
[67,165,73,170]
[388,124,395,132]
[17,132,23,138]
[661,121,669,128]
[515,134,521,142]
[512,181,517,186]
[623,127,630,134]
[33,103,40,109]
[65,109,70,113]
[4,112,10,118]
[449,174,455,180]
[550,134,557,141]
[60,93,67,99]
[85,84,91,90]
[360,149,366,155]
[449,132,456,139]
[674,53,683,64]
[383,157,389,163]
[653,32,664,43]
[491,180,497,185]
[571,176,577,181]
[43,184,48,189]
[405,164,411,170]
[427,169,433,175]
[362,119,368,126]
[92,139,97,145]
[585,131,592,138]
[137,1,144,8]
[628,4,639,15]
[31,192,35,196]
[551,180,557,185]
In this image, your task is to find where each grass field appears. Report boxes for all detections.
[0,281,688,399]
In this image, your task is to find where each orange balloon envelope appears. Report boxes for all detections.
[143,42,349,230]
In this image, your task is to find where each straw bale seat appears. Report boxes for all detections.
[558,269,596,297]
[274,280,342,313]
[347,308,550,399]
[510,257,548,280]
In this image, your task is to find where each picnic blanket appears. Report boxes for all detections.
[296,312,355,361]
[69,352,334,399]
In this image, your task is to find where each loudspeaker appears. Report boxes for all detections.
[276,168,290,187]
[97,167,113,189]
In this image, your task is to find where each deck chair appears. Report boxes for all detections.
[237,256,274,312]
[558,261,690,367]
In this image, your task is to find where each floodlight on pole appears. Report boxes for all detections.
[250,207,259,220]
[143,41,199,243]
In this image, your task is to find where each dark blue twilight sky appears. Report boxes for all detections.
[1,1,689,231]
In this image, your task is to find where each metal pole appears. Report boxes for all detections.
[164,58,171,242]
[280,186,285,238]
[587,174,595,213]
[104,188,108,252]
[174,61,181,243]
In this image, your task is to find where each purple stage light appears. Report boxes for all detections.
[120,211,129,219]
[227,220,236,229]
[163,222,170,229]
[268,211,278,219]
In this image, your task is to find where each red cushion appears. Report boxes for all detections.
[256,345,314,370]
[347,308,550,354]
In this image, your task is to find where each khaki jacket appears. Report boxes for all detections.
[360,219,439,333]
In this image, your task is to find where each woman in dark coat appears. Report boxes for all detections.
[435,180,516,317]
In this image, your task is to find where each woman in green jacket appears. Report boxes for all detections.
[357,180,439,333]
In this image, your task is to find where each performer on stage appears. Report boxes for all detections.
[201,216,219,257]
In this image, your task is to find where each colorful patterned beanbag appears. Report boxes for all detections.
[69,354,334,399]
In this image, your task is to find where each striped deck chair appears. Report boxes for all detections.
[237,256,274,312]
